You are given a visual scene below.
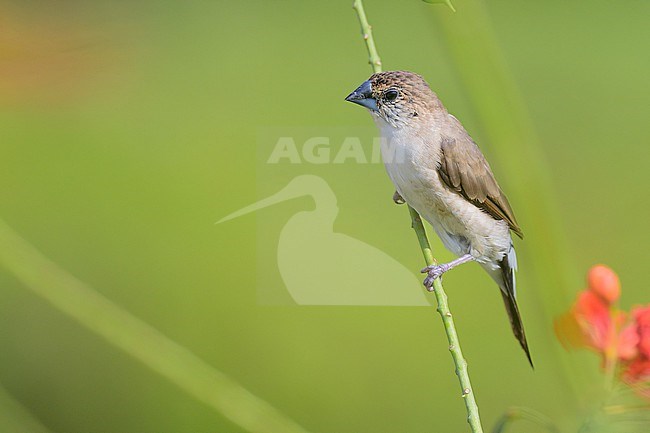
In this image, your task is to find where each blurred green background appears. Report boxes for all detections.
[0,0,648,432]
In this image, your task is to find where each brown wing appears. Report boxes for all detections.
[438,135,523,238]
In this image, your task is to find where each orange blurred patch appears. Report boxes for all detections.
[0,3,134,106]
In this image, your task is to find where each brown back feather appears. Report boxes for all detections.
[438,135,523,238]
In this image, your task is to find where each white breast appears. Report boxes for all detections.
[376,117,511,264]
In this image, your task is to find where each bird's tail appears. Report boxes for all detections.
[484,246,533,368]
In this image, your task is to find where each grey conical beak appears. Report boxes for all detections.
[345,80,377,111]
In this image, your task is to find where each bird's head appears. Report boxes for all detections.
[345,70,442,129]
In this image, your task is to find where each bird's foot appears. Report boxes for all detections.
[421,264,450,291]
[420,254,475,291]
[392,191,405,205]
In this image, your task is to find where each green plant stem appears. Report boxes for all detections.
[352,0,382,72]
[0,218,311,433]
[0,383,52,433]
[408,209,484,433]
[352,2,483,432]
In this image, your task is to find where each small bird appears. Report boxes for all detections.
[345,71,532,366]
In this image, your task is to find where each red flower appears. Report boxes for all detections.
[633,306,650,358]
[623,306,650,391]
[625,359,650,382]
[556,265,650,400]
[587,265,620,304]
[555,266,637,362]
[618,320,641,361]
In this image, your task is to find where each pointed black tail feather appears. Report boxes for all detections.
[499,290,533,368]
[499,254,534,368]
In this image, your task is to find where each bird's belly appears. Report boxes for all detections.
[383,158,511,263]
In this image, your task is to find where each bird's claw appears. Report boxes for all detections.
[392,191,405,205]
[421,264,449,291]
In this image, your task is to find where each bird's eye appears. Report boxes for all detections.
[384,90,399,102]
